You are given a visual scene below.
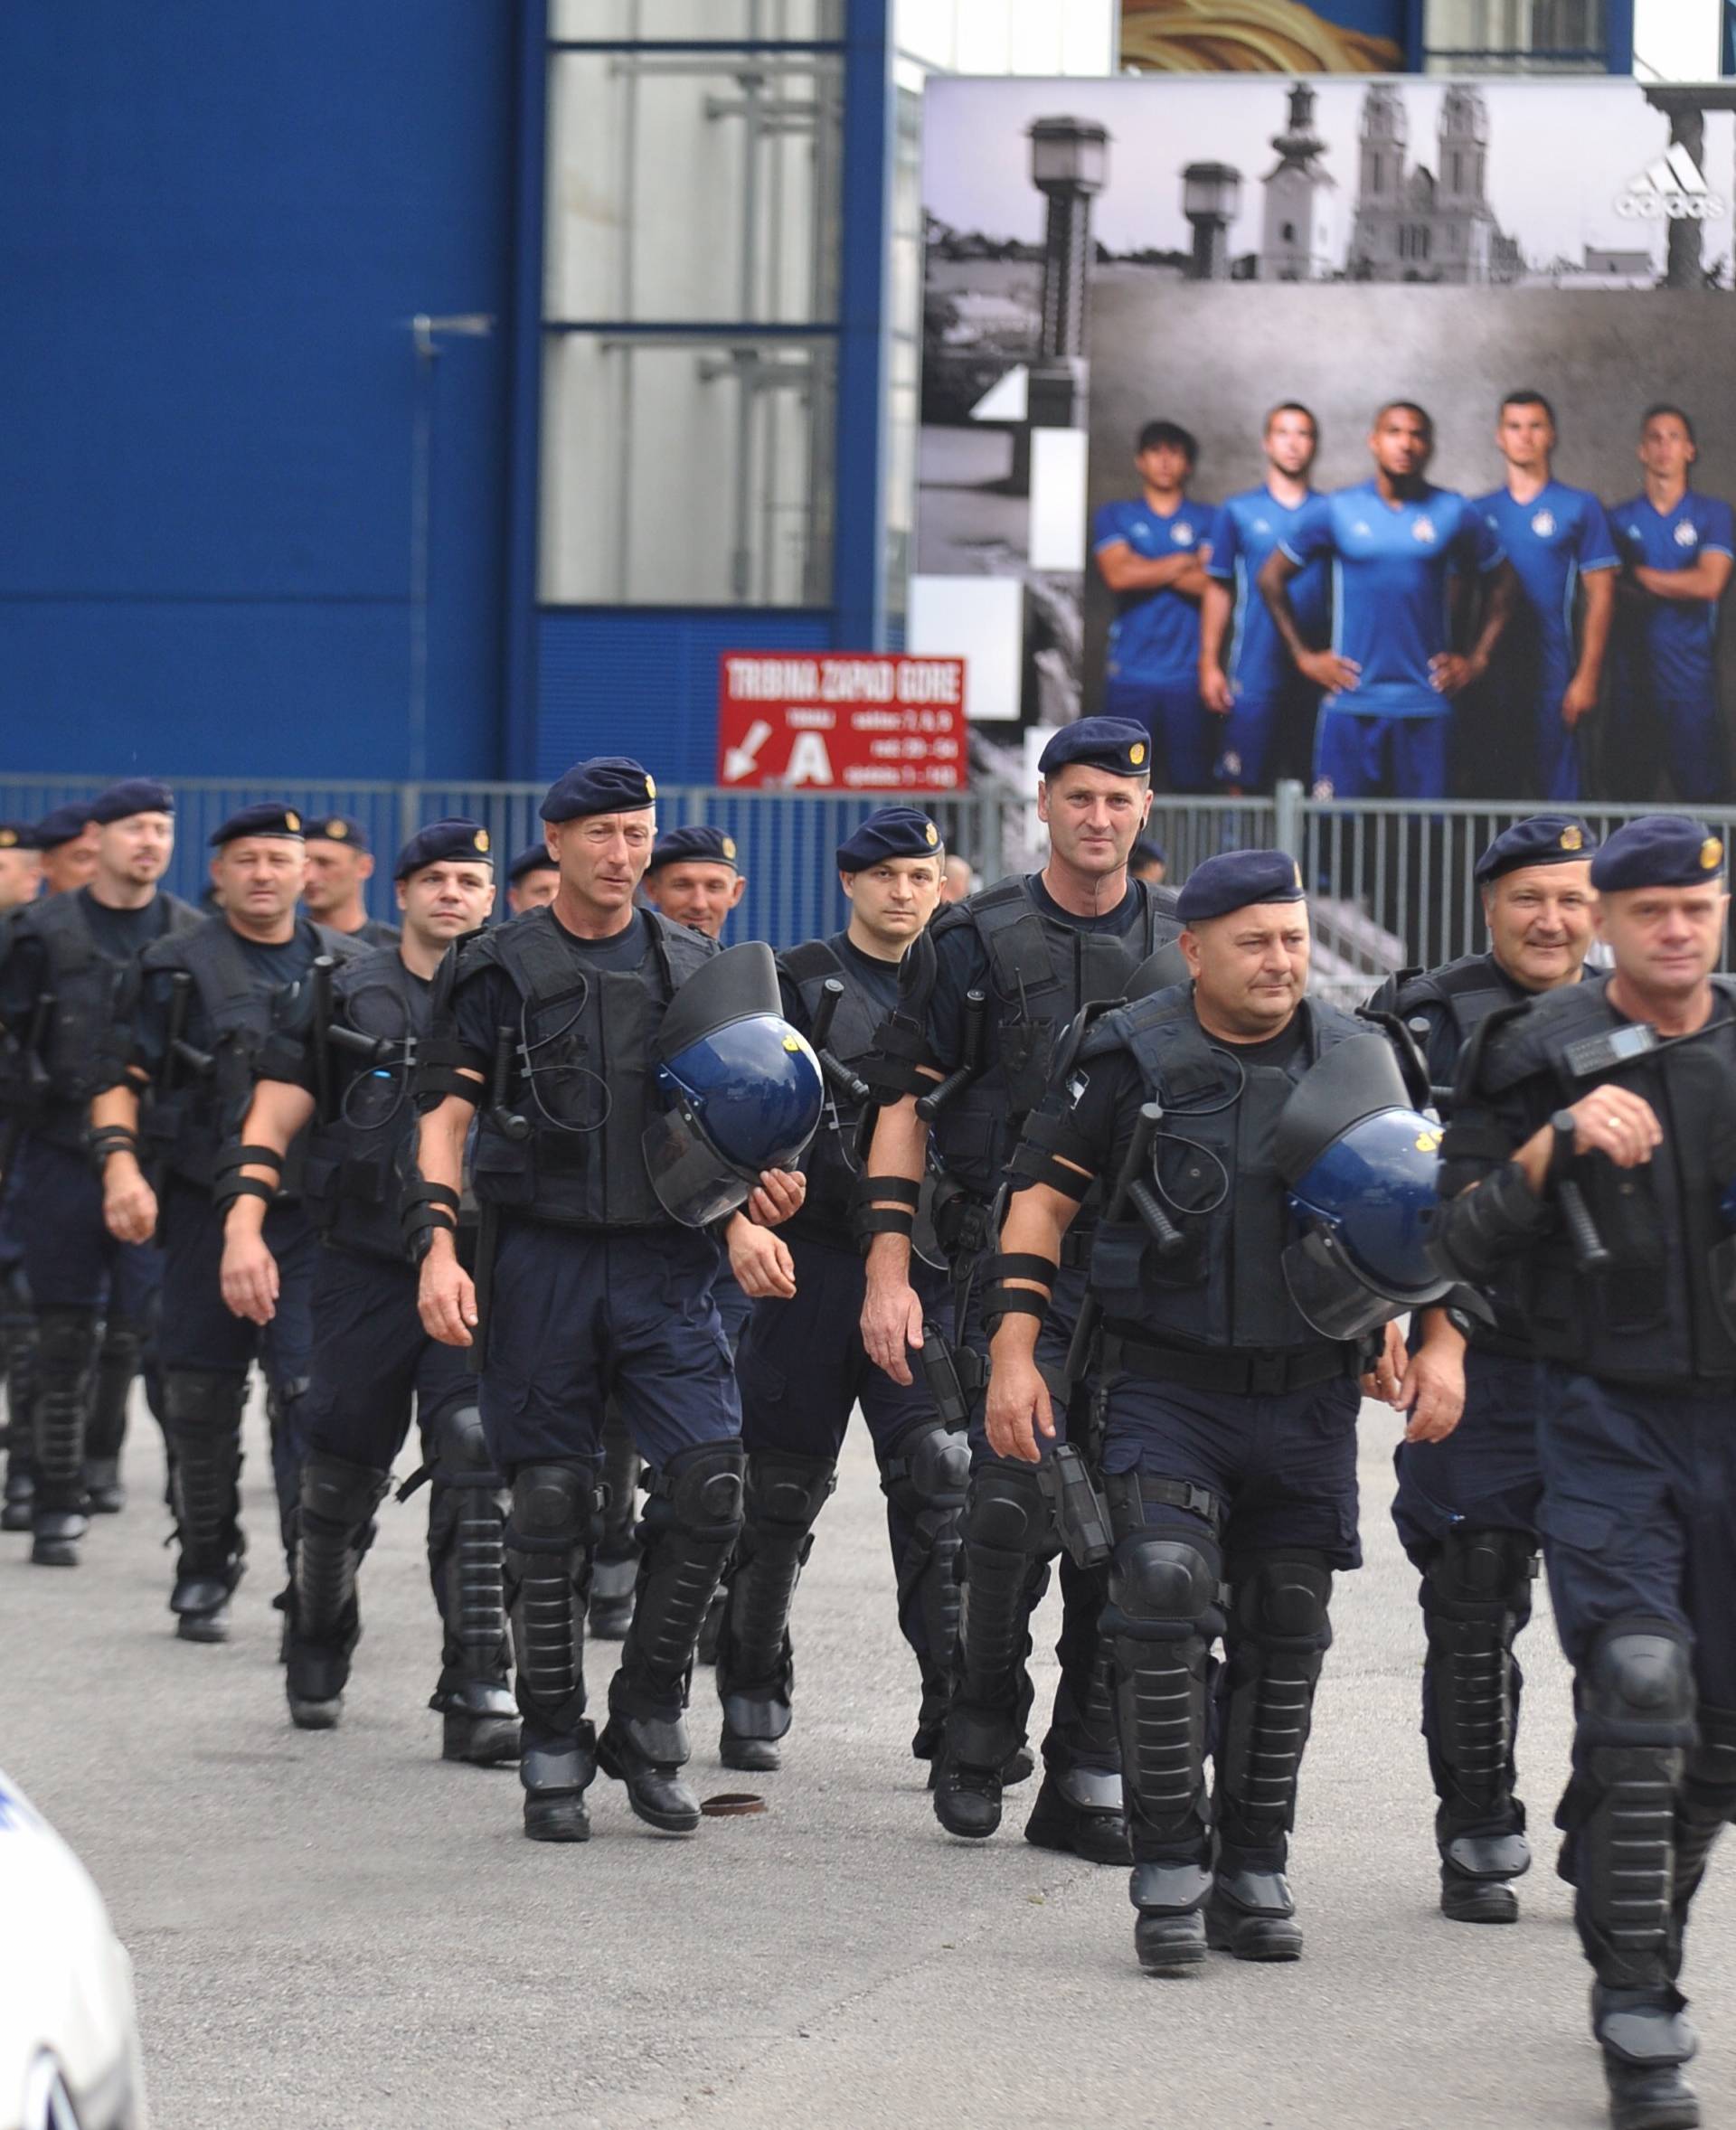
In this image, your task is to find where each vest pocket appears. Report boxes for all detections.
[470,1130,536,1207]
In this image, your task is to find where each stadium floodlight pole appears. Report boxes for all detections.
[407,312,495,786]
[1182,161,1243,282]
[1025,115,1109,438]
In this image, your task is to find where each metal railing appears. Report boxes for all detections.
[5,772,1722,985]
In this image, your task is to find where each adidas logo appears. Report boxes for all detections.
[1617,141,1725,221]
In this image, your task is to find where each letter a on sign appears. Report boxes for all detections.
[785,732,835,786]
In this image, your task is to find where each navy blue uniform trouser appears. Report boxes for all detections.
[302,1245,475,1467]
[737,1232,951,1666]
[16,1134,164,1322]
[478,1217,741,1477]
[158,1174,317,1531]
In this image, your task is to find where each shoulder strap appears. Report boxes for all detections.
[177,919,261,1013]
[646,909,715,996]
[495,908,588,1007]
[23,893,99,975]
[1101,987,1225,1106]
[779,938,845,990]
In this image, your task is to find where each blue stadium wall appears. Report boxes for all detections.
[0,0,887,791]
[0,3,520,785]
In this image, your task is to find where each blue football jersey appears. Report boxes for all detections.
[1093,495,1210,686]
[1609,489,1735,701]
[1477,481,1618,702]
[1205,486,1329,698]
[1280,481,1505,718]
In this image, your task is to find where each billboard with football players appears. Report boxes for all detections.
[915,71,1736,806]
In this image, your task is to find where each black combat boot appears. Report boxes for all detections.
[600,1442,743,1833]
[424,1402,519,1767]
[714,1451,836,1771]
[30,1308,100,1566]
[163,1370,249,1641]
[284,1452,392,1729]
[505,1462,597,1842]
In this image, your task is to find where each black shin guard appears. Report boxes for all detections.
[424,1400,517,1765]
[603,1442,744,1833]
[286,1452,392,1725]
[590,1404,642,1636]
[29,1308,100,1559]
[881,1420,968,1758]
[714,1451,836,1765]
[1423,1525,1536,1866]
[1568,1621,1696,1999]
[1668,1701,1736,1981]
[1216,1550,1334,1870]
[505,1462,598,1839]
[163,1370,249,1633]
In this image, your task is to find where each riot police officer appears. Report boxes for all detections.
[0,818,44,1532]
[31,806,99,898]
[859,717,1184,1862]
[505,847,559,915]
[713,806,956,1773]
[215,821,515,1760]
[1371,815,1599,1924]
[598,821,751,1641]
[90,805,363,1640]
[0,781,200,1564]
[302,816,401,947]
[986,850,1447,1974]
[412,758,816,1844]
[1433,815,1736,2130]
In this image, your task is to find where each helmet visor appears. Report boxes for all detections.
[642,1103,753,1229]
[1280,1227,1402,1343]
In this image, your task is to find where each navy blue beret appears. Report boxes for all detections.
[540,757,657,824]
[650,824,739,872]
[0,820,38,852]
[305,813,370,852]
[1176,848,1305,925]
[1474,814,1595,884]
[1132,836,1167,870]
[89,778,175,825]
[209,803,307,847]
[395,818,494,881]
[1590,814,1726,893]
[835,806,942,872]
[506,844,558,884]
[1037,716,1152,779]
[28,804,96,850]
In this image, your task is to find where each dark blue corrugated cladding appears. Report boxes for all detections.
[535,610,834,784]
[0,3,517,781]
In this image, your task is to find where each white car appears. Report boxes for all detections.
[0,1772,147,2130]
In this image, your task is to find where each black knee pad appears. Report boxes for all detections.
[1580,1619,1696,1750]
[1107,1522,1223,1640]
[964,1462,1050,1556]
[1428,1524,1536,1624]
[652,1440,746,1543]
[744,1451,836,1533]
[299,1450,390,1534]
[886,1420,970,1514]
[507,1462,599,1557]
[33,1308,100,1375]
[163,1369,248,1435]
[1231,1550,1334,1655]
[426,1399,498,1487]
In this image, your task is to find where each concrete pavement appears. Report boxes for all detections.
[2,1393,1731,2130]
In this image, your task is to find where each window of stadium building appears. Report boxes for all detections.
[1424,0,1611,71]
[553,0,843,40]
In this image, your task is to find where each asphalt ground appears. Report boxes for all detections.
[3,1390,1731,2130]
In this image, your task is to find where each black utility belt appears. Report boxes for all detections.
[1099,1330,1360,1397]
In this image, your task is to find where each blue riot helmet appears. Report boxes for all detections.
[644,941,824,1228]
[1274,1033,1452,1342]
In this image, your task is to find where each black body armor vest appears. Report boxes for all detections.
[931,875,1183,1204]
[1082,986,1363,1354]
[462,906,714,1232]
[301,947,429,1263]
[1466,976,1736,1389]
[139,917,359,1192]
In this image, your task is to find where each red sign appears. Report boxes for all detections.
[717,653,966,791]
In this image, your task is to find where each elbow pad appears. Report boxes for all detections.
[1429,1161,1552,1284]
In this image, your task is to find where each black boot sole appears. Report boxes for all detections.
[1,1506,33,1533]
[29,1538,79,1567]
[720,1731,782,1773]
[596,1730,701,1835]
[443,1712,522,1767]
[1206,1904,1304,1962]
[1136,1921,1208,1974]
[524,1795,591,1843]
[932,1784,1002,1840]
[1440,1879,1520,1925]
[1606,2074,1701,2130]
[175,1607,231,1645]
[288,1696,342,1730]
